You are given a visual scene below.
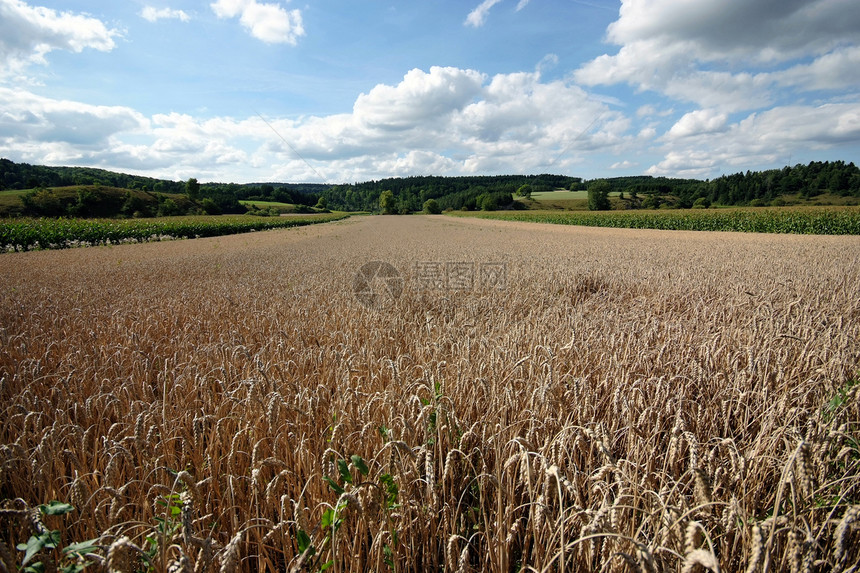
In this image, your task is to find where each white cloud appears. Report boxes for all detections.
[362,150,460,178]
[0,66,630,182]
[140,6,190,23]
[262,67,614,173]
[637,105,676,118]
[465,0,503,27]
[743,104,860,146]
[535,53,558,75]
[606,0,860,64]
[5,52,857,183]
[576,0,860,112]
[458,71,610,148]
[354,67,485,131]
[610,160,636,170]
[210,0,304,45]
[647,103,860,177]
[0,87,146,144]
[0,87,154,169]
[0,0,117,75]
[210,0,244,18]
[666,109,728,139]
[645,150,718,178]
[773,45,860,92]
[465,0,531,27]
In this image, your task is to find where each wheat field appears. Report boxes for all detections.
[1,215,859,572]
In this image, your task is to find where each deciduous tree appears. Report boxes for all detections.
[186,178,200,200]
[587,180,611,211]
[379,190,396,214]
[423,198,441,214]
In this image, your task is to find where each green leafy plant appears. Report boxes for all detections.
[823,377,859,422]
[378,472,401,570]
[419,381,445,446]
[14,501,99,573]
[295,453,401,572]
[143,493,183,565]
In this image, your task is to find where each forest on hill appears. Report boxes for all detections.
[290,162,860,212]
[2,158,859,217]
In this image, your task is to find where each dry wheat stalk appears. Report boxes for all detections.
[107,536,144,573]
[1,216,858,572]
[682,548,721,573]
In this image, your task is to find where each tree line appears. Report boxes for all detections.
[320,174,580,212]
[0,159,327,216]
[2,158,858,217]
[595,161,860,209]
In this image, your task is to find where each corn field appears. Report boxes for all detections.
[0,213,348,252]
[1,215,859,572]
[457,207,860,235]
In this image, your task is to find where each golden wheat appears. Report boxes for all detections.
[1,216,859,571]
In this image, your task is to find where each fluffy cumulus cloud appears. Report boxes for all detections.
[360,68,622,176]
[605,0,859,63]
[210,0,304,45]
[0,89,145,143]
[457,71,617,160]
[647,102,860,177]
[666,109,728,139]
[574,0,860,176]
[773,45,860,92]
[4,0,859,184]
[140,6,191,23]
[576,0,860,111]
[353,67,485,131]
[0,0,117,75]
[0,87,156,168]
[0,65,632,182]
[253,67,624,180]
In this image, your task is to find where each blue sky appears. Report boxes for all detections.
[1,0,859,184]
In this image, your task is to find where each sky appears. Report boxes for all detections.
[1,0,859,184]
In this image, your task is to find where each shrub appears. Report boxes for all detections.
[423,199,442,214]
[157,198,181,217]
[201,198,221,215]
[20,188,64,217]
[692,197,711,209]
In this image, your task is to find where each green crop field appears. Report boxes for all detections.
[0,213,350,251]
[528,190,589,201]
[518,189,621,210]
[452,206,860,234]
[239,200,295,208]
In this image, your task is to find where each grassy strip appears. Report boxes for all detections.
[239,200,295,208]
[0,212,349,251]
[450,207,860,235]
